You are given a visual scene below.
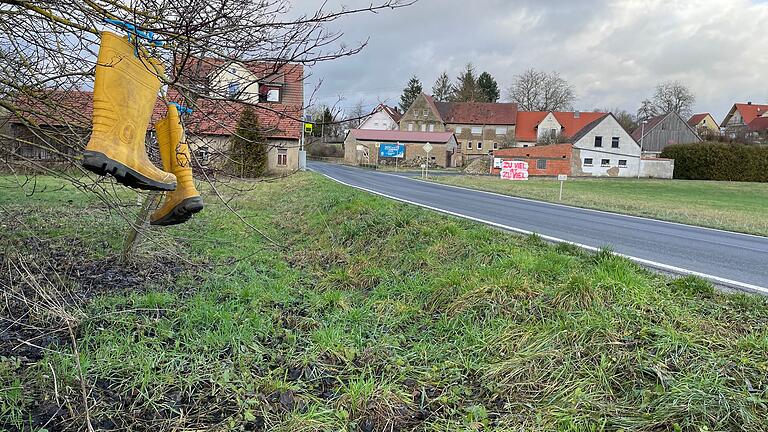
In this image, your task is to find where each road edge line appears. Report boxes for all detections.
[311,168,768,296]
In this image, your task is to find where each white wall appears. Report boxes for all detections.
[537,112,562,141]
[209,62,260,104]
[573,116,641,177]
[359,110,398,130]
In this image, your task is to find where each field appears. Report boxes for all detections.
[428,175,768,237]
[2,173,768,431]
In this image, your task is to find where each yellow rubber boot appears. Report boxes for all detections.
[150,105,204,226]
[82,31,176,191]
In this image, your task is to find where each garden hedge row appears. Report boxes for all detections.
[660,142,768,182]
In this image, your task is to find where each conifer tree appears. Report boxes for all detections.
[399,75,423,111]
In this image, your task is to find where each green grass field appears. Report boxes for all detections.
[427,176,768,237]
[2,174,768,431]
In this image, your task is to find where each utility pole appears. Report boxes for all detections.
[637,119,647,179]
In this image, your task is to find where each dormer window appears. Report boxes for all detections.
[259,84,281,103]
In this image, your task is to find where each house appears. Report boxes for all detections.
[343,129,458,167]
[514,111,607,147]
[3,60,305,174]
[631,112,701,156]
[687,113,719,135]
[175,58,305,173]
[398,93,517,161]
[492,113,674,178]
[720,102,768,140]
[358,104,402,130]
[1,90,91,164]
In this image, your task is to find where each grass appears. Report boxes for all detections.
[427,175,768,236]
[2,173,768,431]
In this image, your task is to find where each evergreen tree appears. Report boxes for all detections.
[399,75,423,111]
[432,71,453,102]
[230,106,267,177]
[477,71,500,103]
[451,63,480,102]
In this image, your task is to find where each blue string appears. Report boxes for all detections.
[169,102,193,116]
[104,18,164,47]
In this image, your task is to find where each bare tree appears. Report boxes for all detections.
[595,107,638,133]
[637,81,695,120]
[506,69,575,111]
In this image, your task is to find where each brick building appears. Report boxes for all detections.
[398,93,517,161]
[343,129,458,167]
[491,144,572,176]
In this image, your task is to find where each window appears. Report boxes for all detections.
[611,137,620,148]
[197,146,210,165]
[258,84,281,102]
[537,159,547,169]
[495,126,507,135]
[618,159,627,167]
[277,148,287,166]
[228,81,239,97]
[550,128,558,136]
[423,109,429,117]
[421,124,426,132]
[455,127,463,134]
[594,136,603,147]
[523,144,529,148]
[467,142,473,149]
[408,123,414,131]
[229,67,236,74]
[601,159,610,166]
[583,158,593,166]
[477,142,483,149]
[493,142,498,149]
[471,126,483,135]
[429,124,435,132]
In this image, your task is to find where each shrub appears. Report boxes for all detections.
[229,107,268,177]
[660,142,768,182]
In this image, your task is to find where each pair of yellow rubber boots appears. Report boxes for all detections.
[82,32,203,226]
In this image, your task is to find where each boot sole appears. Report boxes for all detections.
[150,196,204,226]
[82,150,176,192]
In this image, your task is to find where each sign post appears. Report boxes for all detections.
[378,143,405,170]
[557,174,567,200]
[423,142,433,178]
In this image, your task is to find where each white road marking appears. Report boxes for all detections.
[312,167,768,296]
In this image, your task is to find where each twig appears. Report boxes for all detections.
[67,320,95,432]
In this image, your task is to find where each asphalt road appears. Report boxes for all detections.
[309,162,768,294]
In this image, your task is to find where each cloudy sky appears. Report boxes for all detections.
[293,0,768,121]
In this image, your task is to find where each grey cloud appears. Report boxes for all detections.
[295,0,768,120]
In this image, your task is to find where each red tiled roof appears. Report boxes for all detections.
[732,103,768,125]
[552,112,607,137]
[688,113,709,127]
[349,129,454,143]
[514,111,606,142]
[382,105,402,123]
[8,90,93,128]
[433,100,518,125]
[514,111,549,142]
[748,116,768,132]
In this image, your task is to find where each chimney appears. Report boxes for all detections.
[748,101,752,105]
[574,111,580,118]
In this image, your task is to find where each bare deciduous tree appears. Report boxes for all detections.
[637,81,695,120]
[506,69,575,111]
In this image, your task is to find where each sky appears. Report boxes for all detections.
[292,0,768,122]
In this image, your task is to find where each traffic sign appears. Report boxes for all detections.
[423,142,433,153]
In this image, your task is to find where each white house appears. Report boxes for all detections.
[358,104,402,130]
[569,113,644,178]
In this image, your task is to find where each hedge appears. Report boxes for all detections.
[659,142,768,182]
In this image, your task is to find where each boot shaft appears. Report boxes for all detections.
[157,105,197,191]
[91,32,164,142]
